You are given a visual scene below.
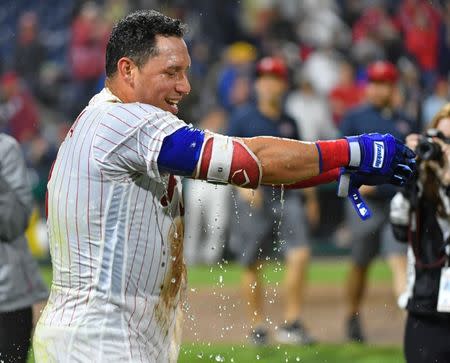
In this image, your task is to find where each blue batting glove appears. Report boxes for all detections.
[339,133,415,220]
[346,133,416,177]
[337,158,415,221]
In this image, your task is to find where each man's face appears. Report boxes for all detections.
[365,81,394,108]
[133,35,191,114]
[255,75,287,104]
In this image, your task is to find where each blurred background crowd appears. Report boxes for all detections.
[0,0,449,258]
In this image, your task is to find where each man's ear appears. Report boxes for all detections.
[117,57,136,87]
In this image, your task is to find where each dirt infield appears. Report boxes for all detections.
[182,283,405,346]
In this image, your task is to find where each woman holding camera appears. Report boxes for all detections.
[390,103,450,363]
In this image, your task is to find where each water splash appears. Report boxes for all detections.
[215,354,225,362]
[230,189,240,224]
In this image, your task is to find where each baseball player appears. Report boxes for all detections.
[33,10,415,363]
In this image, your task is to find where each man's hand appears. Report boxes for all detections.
[338,133,416,220]
[346,133,416,179]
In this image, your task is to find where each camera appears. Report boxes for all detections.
[416,129,449,161]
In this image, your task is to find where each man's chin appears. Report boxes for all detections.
[163,103,179,115]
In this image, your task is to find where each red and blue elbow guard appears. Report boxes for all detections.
[158,126,262,188]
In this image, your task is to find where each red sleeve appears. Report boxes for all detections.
[284,168,340,189]
[315,139,350,172]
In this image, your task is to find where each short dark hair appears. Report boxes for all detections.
[105,10,187,77]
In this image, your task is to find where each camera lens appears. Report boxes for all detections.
[417,138,442,161]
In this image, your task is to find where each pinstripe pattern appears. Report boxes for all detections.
[34,89,187,363]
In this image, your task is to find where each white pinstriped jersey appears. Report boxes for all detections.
[34,88,188,363]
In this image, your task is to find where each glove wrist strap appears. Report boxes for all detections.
[348,186,372,220]
[337,173,350,197]
[337,170,372,220]
[346,136,362,167]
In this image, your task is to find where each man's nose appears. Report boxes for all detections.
[176,74,191,95]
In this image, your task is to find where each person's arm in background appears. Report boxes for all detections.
[303,186,320,229]
[0,136,33,242]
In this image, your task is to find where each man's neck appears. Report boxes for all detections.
[105,79,128,103]
[258,101,282,120]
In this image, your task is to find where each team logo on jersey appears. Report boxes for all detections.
[372,141,385,168]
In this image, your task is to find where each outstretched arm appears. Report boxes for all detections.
[157,127,415,190]
[242,136,349,185]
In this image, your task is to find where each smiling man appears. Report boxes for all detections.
[33,10,415,363]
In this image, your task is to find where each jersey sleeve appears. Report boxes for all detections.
[93,103,187,182]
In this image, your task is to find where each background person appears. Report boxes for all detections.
[183,107,231,265]
[227,56,318,346]
[339,60,415,342]
[391,103,450,363]
[0,133,48,363]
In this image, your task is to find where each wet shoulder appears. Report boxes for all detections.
[100,102,181,134]
[105,102,168,123]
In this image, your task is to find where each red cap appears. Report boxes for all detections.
[367,61,398,83]
[256,57,288,80]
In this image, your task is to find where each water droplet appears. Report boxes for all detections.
[215,354,225,362]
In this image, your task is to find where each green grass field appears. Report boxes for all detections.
[38,258,393,288]
[179,343,404,363]
[31,260,403,363]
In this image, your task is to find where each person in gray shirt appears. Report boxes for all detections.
[0,133,48,363]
